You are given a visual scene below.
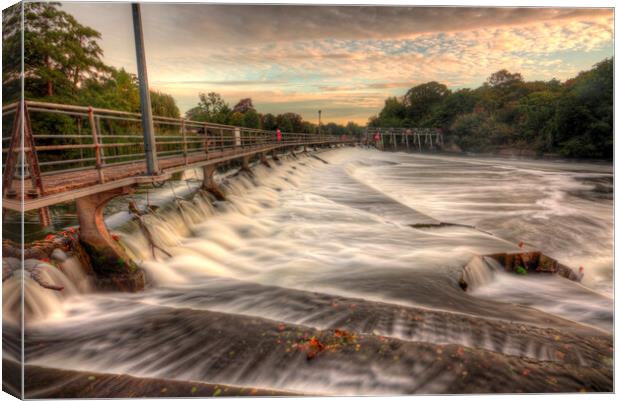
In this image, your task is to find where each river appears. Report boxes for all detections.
[2,147,614,395]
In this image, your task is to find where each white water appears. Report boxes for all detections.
[3,147,613,394]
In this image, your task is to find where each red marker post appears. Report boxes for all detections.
[276,128,282,142]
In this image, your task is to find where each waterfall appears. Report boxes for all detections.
[460,255,497,291]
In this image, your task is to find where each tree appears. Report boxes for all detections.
[233,98,255,114]
[302,121,317,134]
[262,113,277,130]
[186,92,231,123]
[242,109,260,128]
[517,91,559,152]
[551,58,613,158]
[346,121,363,137]
[3,2,108,100]
[80,67,140,111]
[277,113,304,132]
[403,82,450,125]
[151,91,180,118]
[375,97,406,127]
[486,70,523,88]
[228,111,244,127]
[427,89,478,129]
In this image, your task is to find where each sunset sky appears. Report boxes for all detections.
[61,2,614,124]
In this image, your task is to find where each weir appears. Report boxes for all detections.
[1,100,357,290]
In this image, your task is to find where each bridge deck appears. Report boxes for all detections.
[2,101,357,213]
[7,141,345,212]
[37,146,271,195]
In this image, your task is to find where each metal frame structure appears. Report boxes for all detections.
[364,127,444,152]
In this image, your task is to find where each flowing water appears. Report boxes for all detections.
[2,147,614,395]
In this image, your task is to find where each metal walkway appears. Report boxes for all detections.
[2,101,356,213]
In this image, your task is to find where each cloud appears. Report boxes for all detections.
[61,3,614,123]
[139,5,612,46]
[152,79,286,86]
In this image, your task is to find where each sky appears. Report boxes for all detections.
[60,2,614,124]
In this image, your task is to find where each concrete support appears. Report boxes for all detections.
[272,149,281,162]
[202,164,225,201]
[238,155,255,177]
[76,186,144,291]
[241,155,251,170]
[259,152,271,168]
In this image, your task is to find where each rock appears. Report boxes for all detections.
[51,248,68,262]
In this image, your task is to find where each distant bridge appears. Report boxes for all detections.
[364,127,444,152]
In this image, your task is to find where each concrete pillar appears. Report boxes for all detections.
[241,155,251,170]
[76,186,145,291]
[259,152,271,168]
[202,164,225,200]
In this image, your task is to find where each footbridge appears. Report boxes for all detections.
[365,127,444,151]
[2,100,356,289]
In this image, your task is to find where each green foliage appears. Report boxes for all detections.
[2,3,180,119]
[515,266,528,275]
[228,111,244,127]
[151,91,180,118]
[277,112,304,132]
[3,2,108,100]
[2,2,182,174]
[403,82,450,125]
[186,92,231,123]
[242,109,260,128]
[372,58,613,159]
[262,113,277,130]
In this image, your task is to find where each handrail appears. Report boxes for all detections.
[3,100,356,180]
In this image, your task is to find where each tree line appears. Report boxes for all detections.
[185,93,363,136]
[369,59,613,159]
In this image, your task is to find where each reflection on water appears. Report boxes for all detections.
[2,148,613,395]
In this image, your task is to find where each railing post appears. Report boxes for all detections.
[181,118,188,165]
[201,124,210,158]
[88,106,105,183]
[235,127,241,148]
[132,3,159,175]
[96,116,105,166]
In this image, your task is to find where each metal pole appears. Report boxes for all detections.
[318,110,322,137]
[132,3,159,175]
